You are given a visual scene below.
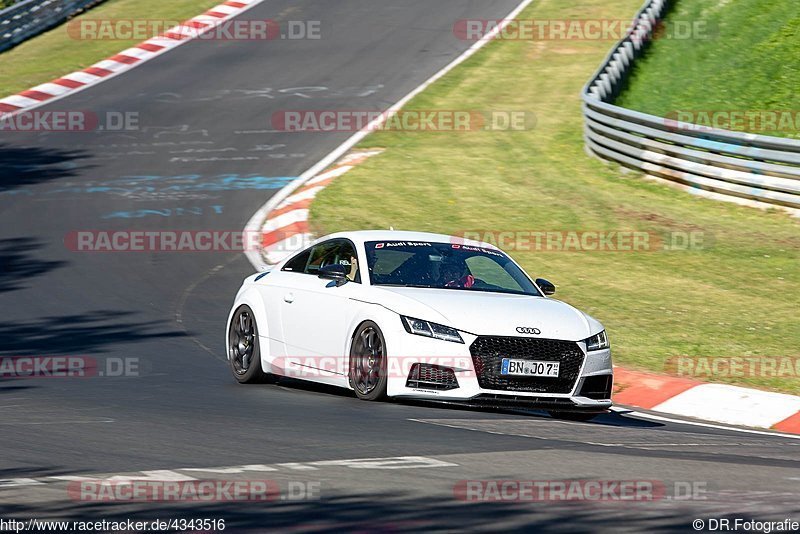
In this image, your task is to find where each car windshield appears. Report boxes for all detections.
[364,240,541,296]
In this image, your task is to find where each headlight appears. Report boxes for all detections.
[401,316,464,344]
[584,330,609,351]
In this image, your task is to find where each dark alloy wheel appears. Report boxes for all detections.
[228,305,269,383]
[349,321,388,401]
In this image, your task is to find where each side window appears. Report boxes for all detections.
[338,241,360,283]
[283,240,360,283]
[305,241,341,274]
[282,248,312,272]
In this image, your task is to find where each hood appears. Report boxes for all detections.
[370,286,602,341]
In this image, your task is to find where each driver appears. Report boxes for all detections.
[440,259,475,288]
[346,255,358,282]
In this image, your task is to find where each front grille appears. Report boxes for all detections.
[578,374,613,400]
[406,363,459,390]
[470,336,585,394]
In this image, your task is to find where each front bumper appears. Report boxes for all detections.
[383,328,613,411]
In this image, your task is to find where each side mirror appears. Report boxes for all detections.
[535,278,556,295]
[319,263,348,286]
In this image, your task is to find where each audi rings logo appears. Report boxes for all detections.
[516,327,541,335]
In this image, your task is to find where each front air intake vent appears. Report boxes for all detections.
[406,363,459,390]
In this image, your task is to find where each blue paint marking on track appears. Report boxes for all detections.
[102,205,225,219]
[1,175,298,197]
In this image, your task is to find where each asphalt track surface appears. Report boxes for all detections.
[1,1,799,531]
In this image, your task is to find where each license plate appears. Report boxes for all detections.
[500,358,559,378]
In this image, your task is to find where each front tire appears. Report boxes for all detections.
[349,321,388,401]
[228,304,269,384]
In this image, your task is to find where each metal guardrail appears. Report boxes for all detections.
[582,0,800,209]
[0,0,101,53]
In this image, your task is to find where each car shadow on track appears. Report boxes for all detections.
[257,377,664,429]
[400,398,663,429]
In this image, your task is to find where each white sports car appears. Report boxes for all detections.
[226,230,613,420]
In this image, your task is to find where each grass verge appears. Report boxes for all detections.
[0,0,221,97]
[616,0,800,138]
[311,0,800,394]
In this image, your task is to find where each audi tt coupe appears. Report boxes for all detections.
[226,230,613,420]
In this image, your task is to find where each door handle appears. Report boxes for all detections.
[283,292,294,303]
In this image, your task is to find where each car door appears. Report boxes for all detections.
[252,259,305,373]
[278,239,361,385]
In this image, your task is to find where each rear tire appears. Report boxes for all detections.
[547,411,601,422]
[349,321,388,401]
[228,305,270,384]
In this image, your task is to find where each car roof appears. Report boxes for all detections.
[318,230,500,250]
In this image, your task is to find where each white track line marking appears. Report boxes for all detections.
[183,465,278,474]
[0,419,114,425]
[611,407,800,440]
[0,456,457,488]
[0,479,44,488]
[274,463,319,471]
[411,414,800,442]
